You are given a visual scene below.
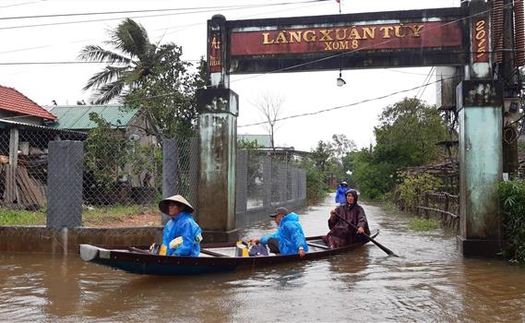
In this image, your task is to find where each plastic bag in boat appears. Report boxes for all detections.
[248,243,269,256]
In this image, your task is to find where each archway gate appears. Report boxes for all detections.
[195,1,524,257]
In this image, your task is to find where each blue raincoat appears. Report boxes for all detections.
[162,211,202,256]
[260,229,280,246]
[335,184,348,204]
[266,212,308,255]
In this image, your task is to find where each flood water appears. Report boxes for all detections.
[1,194,525,322]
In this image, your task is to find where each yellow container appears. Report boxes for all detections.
[236,242,249,257]
[159,244,167,256]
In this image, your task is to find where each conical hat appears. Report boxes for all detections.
[159,195,194,214]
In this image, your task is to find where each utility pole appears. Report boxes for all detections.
[501,0,522,174]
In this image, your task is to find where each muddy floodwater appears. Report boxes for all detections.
[1,194,525,322]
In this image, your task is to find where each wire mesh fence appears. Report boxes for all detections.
[235,150,306,227]
[0,126,306,231]
[0,127,85,212]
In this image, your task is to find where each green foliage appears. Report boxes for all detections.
[375,97,447,167]
[237,138,263,151]
[309,140,344,190]
[124,52,205,142]
[344,97,448,200]
[79,18,204,145]
[331,133,357,160]
[410,217,439,231]
[498,180,525,263]
[396,172,442,210]
[310,140,334,172]
[300,158,328,205]
[0,206,153,226]
[127,142,162,188]
[0,209,45,225]
[84,112,132,186]
[346,147,395,200]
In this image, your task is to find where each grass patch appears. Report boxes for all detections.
[0,209,46,225]
[410,217,439,231]
[0,205,155,226]
[82,205,150,226]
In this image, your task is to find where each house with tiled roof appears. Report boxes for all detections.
[0,85,85,209]
[0,85,57,124]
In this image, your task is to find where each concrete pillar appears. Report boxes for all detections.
[196,88,239,242]
[456,80,503,257]
[455,0,503,257]
[47,141,83,230]
[8,128,18,167]
[161,138,179,224]
[263,156,272,209]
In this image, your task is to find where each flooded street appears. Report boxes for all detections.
[1,194,525,322]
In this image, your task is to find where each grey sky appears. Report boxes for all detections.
[1,0,460,151]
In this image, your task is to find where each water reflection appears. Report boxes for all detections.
[2,195,525,322]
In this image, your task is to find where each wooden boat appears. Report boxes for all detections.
[79,230,379,276]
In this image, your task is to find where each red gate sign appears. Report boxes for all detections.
[231,21,463,56]
[209,32,222,73]
[472,18,489,62]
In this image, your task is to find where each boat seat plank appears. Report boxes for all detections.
[200,249,228,257]
[307,242,330,250]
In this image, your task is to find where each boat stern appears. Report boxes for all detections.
[80,244,109,262]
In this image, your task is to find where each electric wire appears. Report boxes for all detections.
[238,78,449,128]
[0,0,516,128]
[0,1,331,30]
[0,1,330,21]
[415,66,436,100]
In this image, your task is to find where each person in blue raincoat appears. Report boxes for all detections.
[335,181,349,205]
[250,206,309,257]
[157,195,202,257]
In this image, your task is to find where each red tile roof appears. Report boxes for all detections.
[0,85,57,121]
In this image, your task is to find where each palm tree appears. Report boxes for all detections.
[78,18,205,142]
[78,18,158,104]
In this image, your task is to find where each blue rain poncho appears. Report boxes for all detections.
[335,184,348,204]
[162,211,202,256]
[277,212,309,255]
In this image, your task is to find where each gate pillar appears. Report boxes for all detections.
[456,80,503,257]
[196,88,239,243]
[456,0,503,257]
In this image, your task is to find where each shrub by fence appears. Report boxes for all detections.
[415,192,459,231]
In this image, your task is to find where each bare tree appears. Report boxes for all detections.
[252,91,285,152]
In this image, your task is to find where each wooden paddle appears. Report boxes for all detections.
[335,214,399,257]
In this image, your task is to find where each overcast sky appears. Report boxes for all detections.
[1,0,460,151]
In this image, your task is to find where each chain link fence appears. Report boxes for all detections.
[0,126,306,232]
[0,127,85,212]
[235,150,306,227]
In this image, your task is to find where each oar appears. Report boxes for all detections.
[335,214,399,257]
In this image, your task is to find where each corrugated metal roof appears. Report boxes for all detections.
[0,85,57,121]
[0,118,87,136]
[47,105,139,130]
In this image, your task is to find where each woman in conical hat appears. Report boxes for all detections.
[158,194,194,214]
[158,195,202,257]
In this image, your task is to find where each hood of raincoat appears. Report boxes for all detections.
[345,189,359,205]
[281,212,300,224]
